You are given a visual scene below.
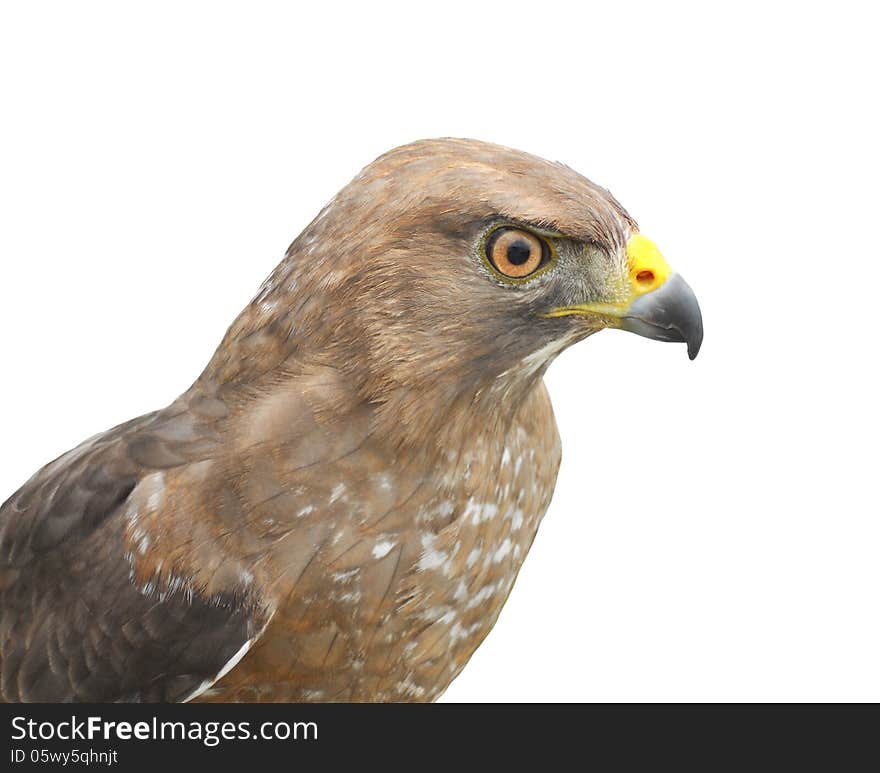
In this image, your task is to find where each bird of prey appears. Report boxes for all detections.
[0,139,702,702]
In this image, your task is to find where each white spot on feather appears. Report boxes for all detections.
[509,508,525,530]
[145,472,165,511]
[467,582,499,609]
[492,538,513,564]
[449,621,482,643]
[418,533,459,574]
[397,674,426,698]
[183,638,255,703]
[495,338,568,387]
[418,543,448,572]
[372,539,396,559]
[464,499,498,525]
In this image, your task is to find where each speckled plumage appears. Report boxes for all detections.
[0,139,695,702]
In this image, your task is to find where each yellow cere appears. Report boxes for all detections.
[626,234,672,297]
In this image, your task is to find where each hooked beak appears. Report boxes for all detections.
[545,234,703,360]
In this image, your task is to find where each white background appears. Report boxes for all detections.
[1,2,877,701]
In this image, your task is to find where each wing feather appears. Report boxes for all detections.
[0,399,269,702]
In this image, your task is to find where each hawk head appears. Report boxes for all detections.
[217,138,702,440]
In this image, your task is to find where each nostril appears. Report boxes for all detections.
[636,269,655,285]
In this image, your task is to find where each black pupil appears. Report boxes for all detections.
[506,239,532,265]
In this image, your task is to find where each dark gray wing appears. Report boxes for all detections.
[0,403,267,702]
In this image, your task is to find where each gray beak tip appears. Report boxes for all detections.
[620,273,703,361]
[687,311,704,360]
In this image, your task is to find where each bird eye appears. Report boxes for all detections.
[485,228,550,279]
